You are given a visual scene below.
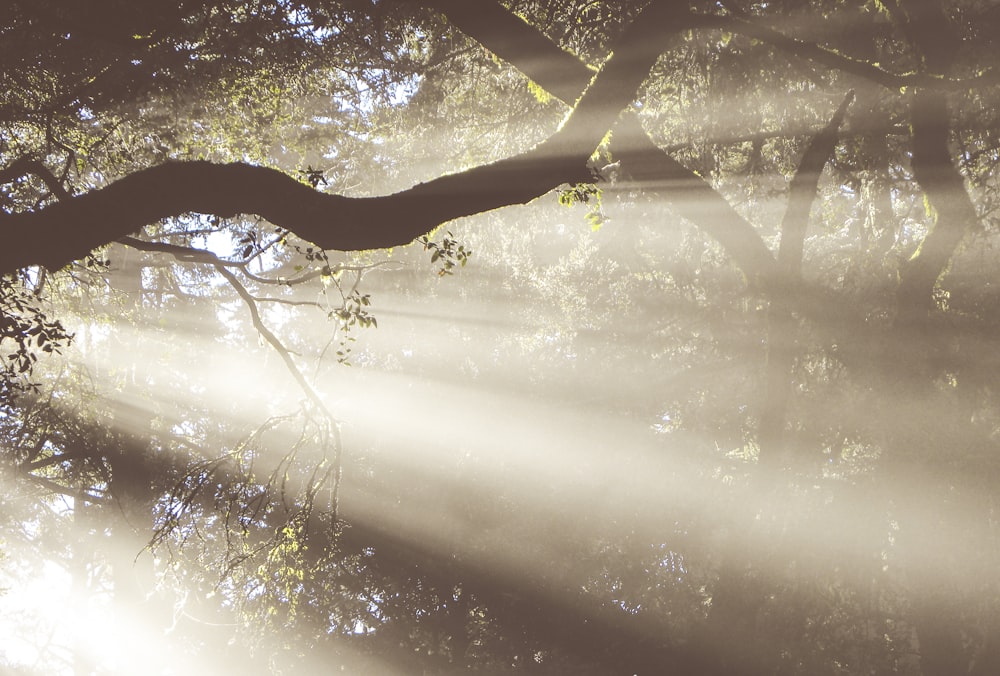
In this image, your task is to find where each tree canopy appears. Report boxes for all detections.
[2,0,1000,674]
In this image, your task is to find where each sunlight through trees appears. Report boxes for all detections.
[2,1,1000,674]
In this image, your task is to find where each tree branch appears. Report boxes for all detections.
[0,156,73,201]
[777,90,856,276]
[426,0,596,104]
[703,13,1000,92]
[430,0,780,286]
[893,2,981,319]
[19,449,89,472]
[121,233,346,516]
[759,90,855,470]
[0,0,685,277]
[17,470,108,505]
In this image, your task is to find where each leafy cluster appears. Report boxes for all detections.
[558,181,605,230]
[297,164,329,188]
[331,290,376,364]
[0,276,71,399]
[418,230,473,276]
[332,290,376,329]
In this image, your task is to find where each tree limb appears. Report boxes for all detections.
[0,0,685,277]
[17,470,108,505]
[0,156,73,201]
[703,13,999,92]
[759,90,855,469]
[893,2,981,319]
[777,90,856,276]
[429,0,780,286]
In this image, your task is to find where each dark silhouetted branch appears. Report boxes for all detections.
[431,0,780,286]
[0,156,73,201]
[777,90,856,276]
[893,2,981,319]
[759,91,855,470]
[0,0,684,277]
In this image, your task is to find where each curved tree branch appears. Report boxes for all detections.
[0,156,73,202]
[893,1,981,319]
[777,90,856,277]
[0,0,686,278]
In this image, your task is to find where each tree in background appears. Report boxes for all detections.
[2,0,1000,674]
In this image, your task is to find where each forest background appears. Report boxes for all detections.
[1,0,1000,674]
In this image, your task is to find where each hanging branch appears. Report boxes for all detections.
[119,235,346,517]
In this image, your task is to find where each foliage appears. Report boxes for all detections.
[0,276,71,399]
[1,0,1000,675]
[418,230,474,276]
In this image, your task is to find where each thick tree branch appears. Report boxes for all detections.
[777,90,856,276]
[426,0,986,303]
[893,2,981,319]
[759,91,854,469]
[431,0,779,286]
[0,0,684,277]
[427,0,596,103]
[895,90,979,317]
[611,114,780,286]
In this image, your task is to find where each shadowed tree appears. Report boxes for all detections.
[3,1,1000,674]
